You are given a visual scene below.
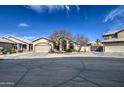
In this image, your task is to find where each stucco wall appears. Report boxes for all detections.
[80,46,91,52]
[117,31,124,38]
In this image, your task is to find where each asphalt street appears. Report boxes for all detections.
[0,57,124,87]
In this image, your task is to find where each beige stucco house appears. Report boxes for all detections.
[32,37,91,53]
[0,37,15,50]
[33,37,78,53]
[33,37,54,53]
[4,36,33,52]
[102,29,124,52]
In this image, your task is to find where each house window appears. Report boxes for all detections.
[13,44,17,49]
[112,35,115,38]
[112,34,117,38]
[104,36,107,40]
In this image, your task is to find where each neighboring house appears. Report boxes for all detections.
[0,37,15,50]
[4,36,33,52]
[32,37,91,53]
[33,37,54,53]
[89,41,103,52]
[102,29,124,52]
[33,37,78,53]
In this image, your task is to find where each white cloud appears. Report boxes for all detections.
[25,5,80,14]
[25,5,45,13]
[104,6,124,31]
[104,6,124,22]
[18,23,30,27]
[22,36,36,40]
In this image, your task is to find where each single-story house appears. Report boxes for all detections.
[32,37,92,53]
[33,37,87,53]
[102,29,124,52]
[3,36,33,52]
[0,37,15,50]
[32,37,54,53]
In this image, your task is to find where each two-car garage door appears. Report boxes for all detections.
[35,44,51,53]
[105,45,124,52]
[104,42,124,52]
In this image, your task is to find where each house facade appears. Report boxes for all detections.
[102,29,124,52]
[0,37,15,50]
[3,36,33,52]
[32,37,91,53]
[33,37,54,53]
[33,37,80,53]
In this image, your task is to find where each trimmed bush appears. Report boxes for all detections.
[0,48,16,55]
[65,49,72,53]
[2,49,8,54]
[10,48,16,54]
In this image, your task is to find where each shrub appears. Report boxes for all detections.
[2,49,8,54]
[10,48,16,54]
[65,49,72,53]
[0,49,2,55]
[0,48,16,55]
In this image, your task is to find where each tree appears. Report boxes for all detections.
[95,39,101,46]
[75,34,88,52]
[50,29,72,40]
[49,29,73,51]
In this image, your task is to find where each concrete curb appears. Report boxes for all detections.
[0,52,124,59]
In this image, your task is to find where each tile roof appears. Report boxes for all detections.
[103,29,124,36]
[32,37,53,42]
[102,38,124,43]
[7,36,32,44]
[0,37,15,44]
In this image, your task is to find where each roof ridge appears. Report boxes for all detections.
[32,36,52,42]
[103,29,124,36]
[8,36,31,44]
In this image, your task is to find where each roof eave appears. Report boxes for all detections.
[32,37,53,43]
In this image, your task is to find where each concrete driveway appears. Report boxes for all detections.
[0,56,124,87]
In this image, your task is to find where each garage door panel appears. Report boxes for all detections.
[35,45,51,53]
[105,45,124,52]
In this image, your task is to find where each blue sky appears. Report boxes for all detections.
[0,5,124,41]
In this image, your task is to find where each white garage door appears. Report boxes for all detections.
[105,45,124,52]
[35,45,51,53]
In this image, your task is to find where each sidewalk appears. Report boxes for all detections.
[45,52,124,58]
[0,52,124,59]
[0,52,33,59]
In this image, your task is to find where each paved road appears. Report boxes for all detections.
[0,57,124,87]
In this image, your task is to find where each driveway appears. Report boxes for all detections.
[0,56,124,87]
